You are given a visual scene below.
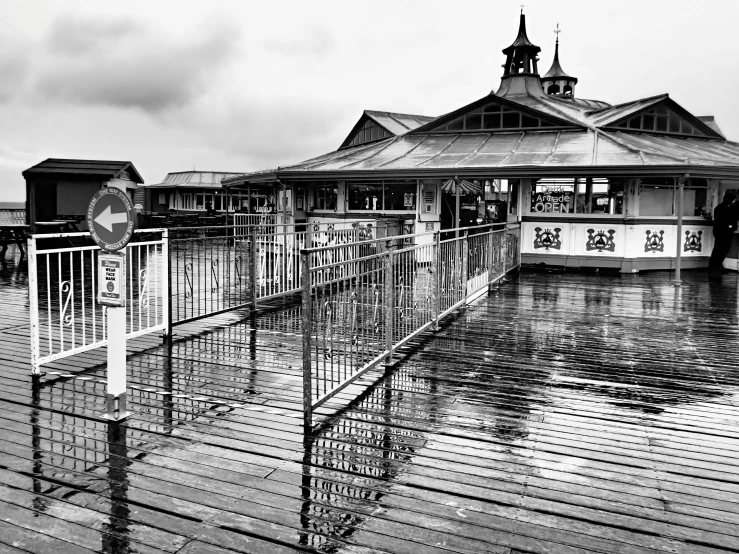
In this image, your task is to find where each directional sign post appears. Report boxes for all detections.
[88,188,135,421]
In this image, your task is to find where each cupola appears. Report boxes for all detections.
[541,25,578,97]
[496,12,545,97]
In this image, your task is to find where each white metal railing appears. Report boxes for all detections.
[0,208,25,225]
[301,223,520,430]
[233,213,276,235]
[167,221,380,326]
[28,229,168,373]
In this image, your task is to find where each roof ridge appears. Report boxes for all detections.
[365,109,435,120]
[586,93,668,116]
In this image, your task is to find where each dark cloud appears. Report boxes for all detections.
[34,15,241,112]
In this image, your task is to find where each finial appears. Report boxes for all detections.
[521,5,524,14]
[554,23,560,44]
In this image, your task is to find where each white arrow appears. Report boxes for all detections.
[94,205,128,233]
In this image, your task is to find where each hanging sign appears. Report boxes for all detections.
[87,188,135,251]
[98,252,127,307]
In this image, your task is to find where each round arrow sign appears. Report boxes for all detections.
[87,188,135,251]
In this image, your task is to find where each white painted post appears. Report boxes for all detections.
[105,306,129,419]
[28,235,40,375]
[103,179,131,420]
[162,228,171,342]
[674,175,687,286]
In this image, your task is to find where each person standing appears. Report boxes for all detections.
[709,192,739,272]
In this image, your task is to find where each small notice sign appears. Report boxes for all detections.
[98,252,126,307]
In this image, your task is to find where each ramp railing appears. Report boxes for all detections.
[167,220,380,326]
[301,223,520,430]
[28,230,168,374]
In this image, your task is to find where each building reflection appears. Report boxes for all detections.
[101,421,130,554]
[297,368,433,552]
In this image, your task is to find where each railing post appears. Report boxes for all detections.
[250,226,258,311]
[163,229,172,345]
[516,225,521,269]
[462,231,469,302]
[502,229,509,275]
[301,249,313,435]
[487,229,495,292]
[384,240,394,365]
[432,231,440,331]
[28,235,40,375]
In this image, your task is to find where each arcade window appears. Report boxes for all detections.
[346,118,393,148]
[347,180,417,211]
[639,178,707,217]
[613,104,707,136]
[530,178,623,215]
[431,101,558,133]
[312,184,338,211]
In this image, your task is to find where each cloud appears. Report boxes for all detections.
[263,27,335,57]
[33,14,241,113]
[180,97,354,171]
[0,32,31,102]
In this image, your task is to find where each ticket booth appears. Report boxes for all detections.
[23,159,143,232]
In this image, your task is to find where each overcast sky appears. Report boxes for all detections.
[2,0,738,201]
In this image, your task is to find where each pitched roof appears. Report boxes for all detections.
[366,110,436,133]
[143,171,243,189]
[277,128,739,177]
[340,110,437,149]
[410,93,585,134]
[22,158,144,183]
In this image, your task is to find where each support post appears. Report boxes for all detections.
[104,306,130,420]
[487,228,495,292]
[455,178,461,239]
[674,175,687,285]
[461,231,469,303]
[432,231,440,331]
[163,228,172,345]
[502,229,509,275]
[384,240,394,364]
[282,185,288,289]
[250,226,258,311]
[28,235,40,375]
[301,249,313,435]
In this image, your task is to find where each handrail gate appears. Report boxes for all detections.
[28,229,168,374]
[301,223,520,431]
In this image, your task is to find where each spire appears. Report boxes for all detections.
[541,24,578,97]
[503,11,539,53]
[496,11,544,97]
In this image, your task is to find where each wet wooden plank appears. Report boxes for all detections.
[4,268,739,553]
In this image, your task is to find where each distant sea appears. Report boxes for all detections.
[0,201,25,209]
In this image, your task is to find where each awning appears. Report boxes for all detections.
[441,179,482,194]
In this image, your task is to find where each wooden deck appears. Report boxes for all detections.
[1,242,739,554]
